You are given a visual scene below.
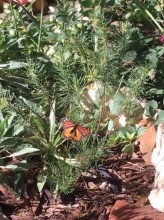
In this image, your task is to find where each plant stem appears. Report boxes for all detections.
[9,0,18,39]
[37,0,44,52]
[132,0,164,33]
[145,9,164,33]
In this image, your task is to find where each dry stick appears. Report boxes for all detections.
[124,173,147,182]
[124,183,147,193]
[126,161,145,170]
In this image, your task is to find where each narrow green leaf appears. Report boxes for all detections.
[4,146,40,158]
[13,124,24,136]
[18,3,40,29]
[0,162,35,171]
[49,100,56,142]
[33,117,45,135]
[0,61,28,70]
[132,0,163,32]
[7,113,16,128]
[37,173,47,192]
[0,76,29,92]
[0,117,8,136]
[19,96,43,116]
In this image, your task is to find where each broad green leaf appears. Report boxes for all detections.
[93,109,100,120]
[156,46,164,57]
[136,126,147,137]
[80,0,93,7]
[117,126,136,138]
[122,144,134,156]
[56,15,68,23]
[117,130,126,139]
[122,50,137,62]
[107,119,114,131]
[126,132,135,140]
[154,110,164,125]
[148,100,158,109]
[124,126,136,134]
[109,92,125,115]
[105,0,115,7]
[145,100,158,116]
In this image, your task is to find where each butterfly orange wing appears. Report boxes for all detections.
[71,126,90,142]
[62,119,75,129]
[77,126,90,137]
[62,127,75,139]
[62,118,75,139]
[71,128,83,142]
[62,119,90,142]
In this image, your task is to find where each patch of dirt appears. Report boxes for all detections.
[0,152,156,220]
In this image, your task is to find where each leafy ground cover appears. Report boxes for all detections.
[0,0,164,219]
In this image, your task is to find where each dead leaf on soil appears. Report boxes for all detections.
[109,200,164,220]
[137,118,156,164]
[0,184,7,195]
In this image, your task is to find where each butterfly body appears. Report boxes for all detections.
[62,118,90,142]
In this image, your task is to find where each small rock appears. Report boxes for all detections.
[99,182,108,190]
[87,182,97,189]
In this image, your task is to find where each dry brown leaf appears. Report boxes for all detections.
[0,184,7,195]
[109,200,164,220]
[137,118,156,164]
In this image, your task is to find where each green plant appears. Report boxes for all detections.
[111,125,147,156]
[131,0,164,32]
[1,0,163,196]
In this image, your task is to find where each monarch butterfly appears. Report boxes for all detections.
[62,118,90,142]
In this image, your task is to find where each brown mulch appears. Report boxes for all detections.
[0,153,155,220]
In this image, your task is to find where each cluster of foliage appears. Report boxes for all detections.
[0,0,164,195]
